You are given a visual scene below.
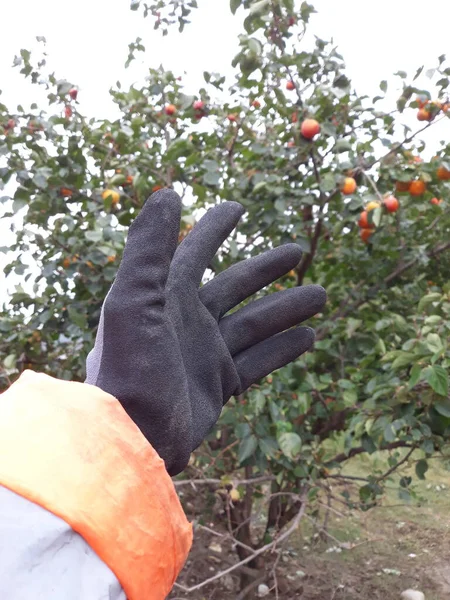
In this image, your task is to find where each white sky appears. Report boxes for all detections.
[1,0,450,301]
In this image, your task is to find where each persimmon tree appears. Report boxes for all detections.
[1,0,450,596]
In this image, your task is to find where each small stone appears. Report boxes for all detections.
[296,570,306,578]
[222,574,236,591]
[400,590,425,600]
[257,583,270,597]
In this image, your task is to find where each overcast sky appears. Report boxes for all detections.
[1,0,450,301]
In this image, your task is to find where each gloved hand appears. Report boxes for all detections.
[86,189,326,475]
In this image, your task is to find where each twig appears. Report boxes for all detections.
[426,207,450,231]
[296,149,326,284]
[328,441,414,465]
[227,121,242,167]
[363,171,384,202]
[375,445,416,482]
[369,114,448,169]
[325,474,369,482]
[174,475,275,487]
[197,524,254,554]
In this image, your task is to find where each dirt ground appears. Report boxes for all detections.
[169,454,450,600]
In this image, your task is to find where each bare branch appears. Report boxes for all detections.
[173,475,275,487]
[328,441,414,465]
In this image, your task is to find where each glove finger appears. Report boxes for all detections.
[171,201,244,288]
[220,285,326,355]
[233,327,315,394]
[112,189,181,299]
[199,244,302,319]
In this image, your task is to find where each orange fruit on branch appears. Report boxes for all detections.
[360,228,373,243]
[417,108,431,121]
[383,195,399,213]
[286,81,295,91]
[409,180,426,196]
[437,166,450,180]
[300,118,320,140]
[102,189,120,204]
[164,104,177,116]
[341,177,357,195]
[357,211,374,229]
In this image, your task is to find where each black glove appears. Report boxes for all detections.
[86,189,326,475]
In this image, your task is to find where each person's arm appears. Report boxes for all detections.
[0,190,325,599]
[0,370,192,600]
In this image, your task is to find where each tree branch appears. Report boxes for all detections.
[173,475,275,487]
[375,445,417,482]
[328,441,414,465]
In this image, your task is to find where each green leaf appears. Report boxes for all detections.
[380,80,387,93]
[278,432,302,459]
[361,434,377,454]
[249,0,270,16]
[434,400,450,417]
[346,318,362,338]
[383,423,396,443]
[334,139,352,153]
[408,364,422,389]
[391,352,415,371]
[13,198,28,212]
[67,307,86,329]
[338,379,355,390]
[203,171,221,186]
[57,80,73,96]
[248,38,262,56]
[421,439,434,455]
[372,206,382,227]
[259,437,278,458]
[415,459,428,480]
[238,435,258,463]
[343,388,357,406]
[425,365,448,397]
[85,231,103,242]
[426,333,443,354]
[230,0,242,14]
[3,354,16,369]
[418,293,441,312]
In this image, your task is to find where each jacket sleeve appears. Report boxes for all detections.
[0,485,126,600]
[0,370,192,600]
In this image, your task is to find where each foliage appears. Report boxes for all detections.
[1,0,450,592]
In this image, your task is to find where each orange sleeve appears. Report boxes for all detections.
[0,370,192,600]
